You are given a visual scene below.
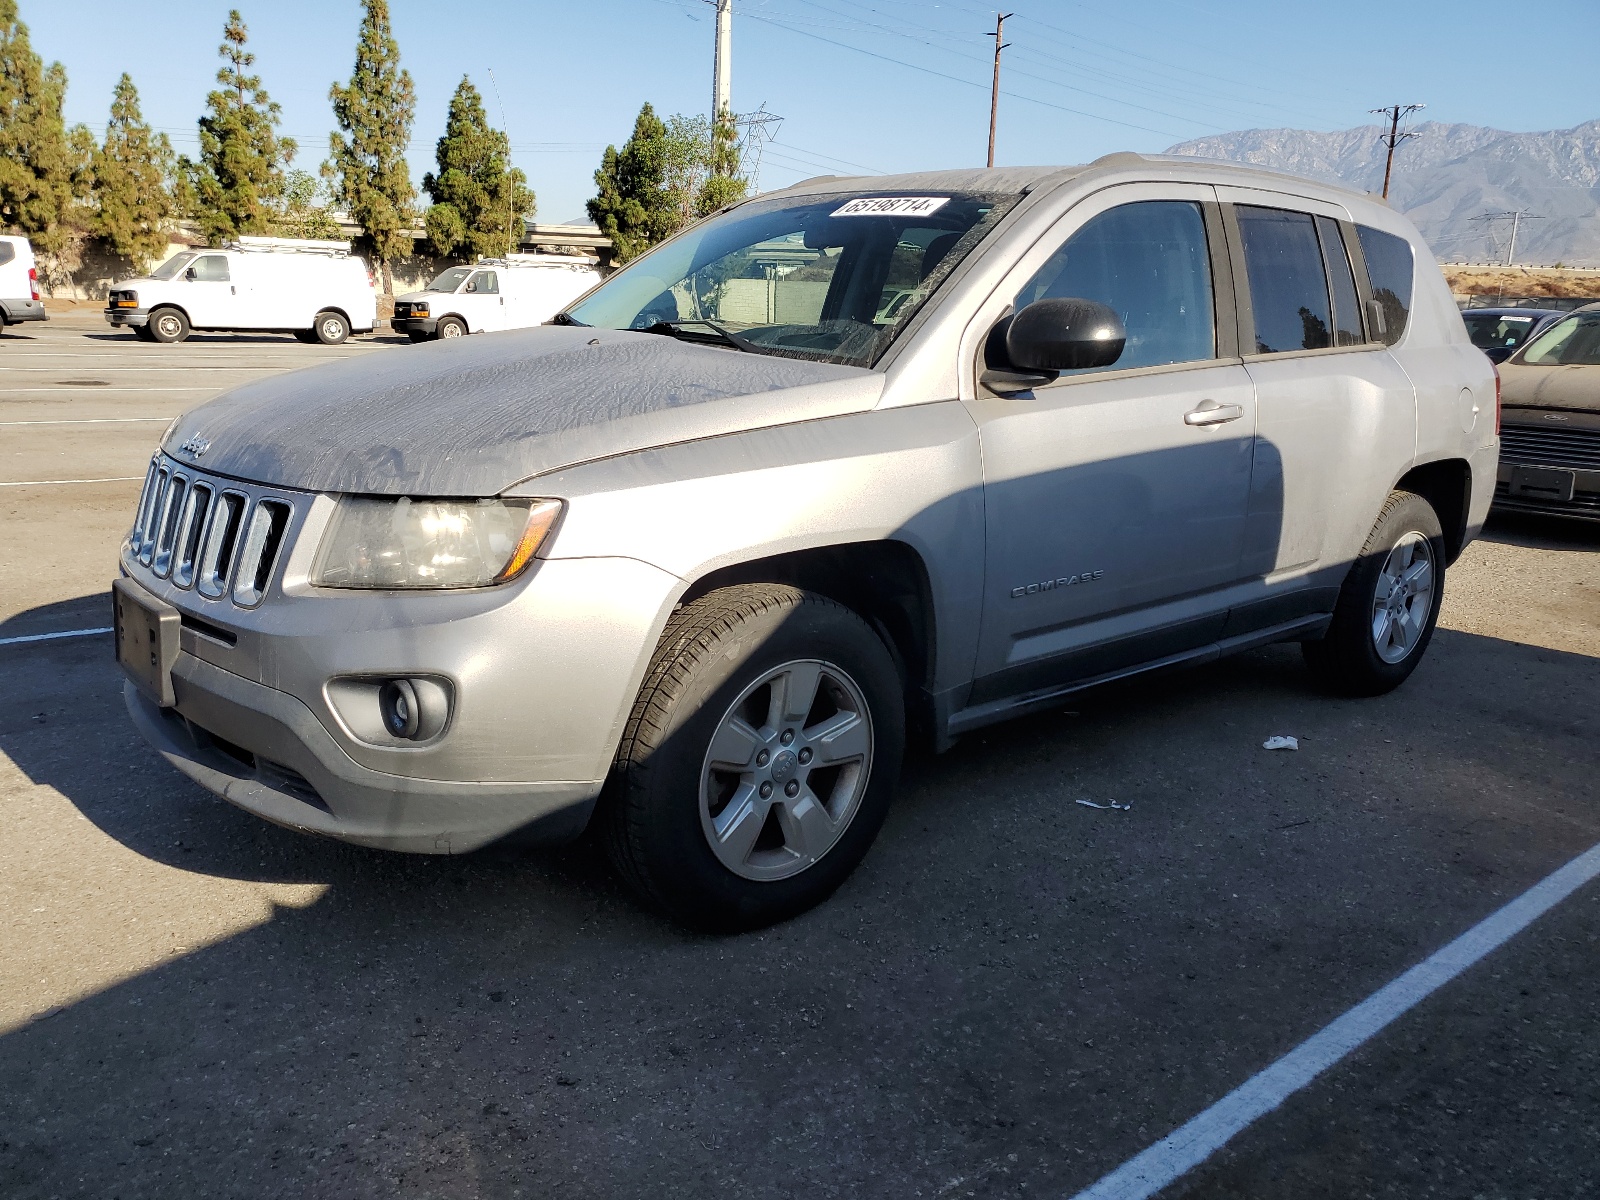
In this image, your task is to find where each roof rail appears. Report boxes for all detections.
[230,236,352,256]
[476,253,598,269]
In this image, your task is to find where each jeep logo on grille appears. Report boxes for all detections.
[178,435,210,458]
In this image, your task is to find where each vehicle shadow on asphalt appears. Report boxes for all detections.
[1481,509,1600,551]
[3,598,1598,1196]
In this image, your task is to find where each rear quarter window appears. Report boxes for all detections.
[1356,225,1414,346]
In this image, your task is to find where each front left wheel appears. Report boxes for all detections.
[604,584,905,931]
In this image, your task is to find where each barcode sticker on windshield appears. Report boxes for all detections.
[831,196,951,218]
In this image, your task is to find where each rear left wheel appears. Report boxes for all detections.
[604,584,905,931]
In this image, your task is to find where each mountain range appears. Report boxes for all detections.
[1166,121,1600,267]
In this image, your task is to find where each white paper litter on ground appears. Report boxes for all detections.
[1262,735,1300,751]
[1076,799,1133,811]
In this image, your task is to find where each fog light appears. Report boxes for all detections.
[377,677,450,741]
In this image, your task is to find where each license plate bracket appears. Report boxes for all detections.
[1508,464,1576,502]
[113,578,179,707]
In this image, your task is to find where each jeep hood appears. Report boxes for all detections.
[1498,362,1600,413]
[163,326,882,496]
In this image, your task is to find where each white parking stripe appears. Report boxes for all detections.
[0,626,112,647]
[0,366,281,372]
[0,476,144,486]
[1067,838,1600,1200]
[0,418,168,426]
[4,387,221,393]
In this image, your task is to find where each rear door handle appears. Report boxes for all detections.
[1184,401,1244,426]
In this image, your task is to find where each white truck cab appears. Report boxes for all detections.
[391,255,601,341]
[105,237,377,345]
[0,235,46,330]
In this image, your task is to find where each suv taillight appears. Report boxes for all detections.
[28,266,39,301]
[1493,364,1502,436]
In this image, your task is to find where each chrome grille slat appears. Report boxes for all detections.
[1500,425,1600,472]
[196,490,247,599]
[172,482,212,589]
[232,500,291,608]
[137,466,170,566]
[151,474,188,578]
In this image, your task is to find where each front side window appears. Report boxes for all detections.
[1519,311,1600,366]
[427,266,474,293]
[563,190,1018,367]
[189,255,230,283]
[1462,313,1538,350]
[1356,225,1414,346]
[1237,206,1332,354]
[466,270,499,295]
[151,252,197,280]
[1015,200,1216,372]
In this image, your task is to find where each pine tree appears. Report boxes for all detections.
[326,0,415,294]
[0,0,86,280]
[694,107,746,217]
[422,76,533,260]
[587,103,678,264]
[91,73,175,268]
[182,10,296,245]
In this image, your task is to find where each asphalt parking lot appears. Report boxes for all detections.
[2,311,1598,1199]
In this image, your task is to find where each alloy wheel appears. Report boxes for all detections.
[1371,531,1435,664]
[699,658,874,881]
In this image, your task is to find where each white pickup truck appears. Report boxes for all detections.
[391,255,600,340]
[105,237,377,344]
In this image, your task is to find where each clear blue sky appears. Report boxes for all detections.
[24,0,1600,223]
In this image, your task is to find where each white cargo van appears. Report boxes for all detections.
[391,255,600,341]
[0,235,47,330]
[105,237,377,344]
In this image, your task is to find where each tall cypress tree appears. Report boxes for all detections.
[0,0,84,273]
[587,103,677,264]
[422,76,534,261]
[326,0,415,294]
[91,74,175,268]
[182,10,296,245]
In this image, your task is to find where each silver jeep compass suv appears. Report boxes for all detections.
[116,155,1498,928]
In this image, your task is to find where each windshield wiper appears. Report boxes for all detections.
[642,319,766,354]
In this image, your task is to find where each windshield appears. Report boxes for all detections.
[563,191,1019,366]
[427,267,474,293]
[1519,311,1600,366]
[1462,313,1538,350]
[149,252,197,281]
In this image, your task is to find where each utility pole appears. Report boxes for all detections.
[486,67,518,256]
[987,12,1012,169]
[1370,102,1424,199]
[713,0,732,120]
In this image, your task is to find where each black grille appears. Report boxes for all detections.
[1500,423,1600,471]
[257,759,330,811]
[1495,482,1600,516]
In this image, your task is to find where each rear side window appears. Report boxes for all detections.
[1316,217,1364,346]
[0,242,14,267]
[1236,206,1332,354]
[1016,200,1216,371]
[190,255,230,283]
[1356,225,1413,345]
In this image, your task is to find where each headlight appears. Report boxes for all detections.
[313,497,562,589]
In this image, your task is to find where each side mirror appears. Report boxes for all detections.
[1006,297,1126,371]
[183,267,197,281]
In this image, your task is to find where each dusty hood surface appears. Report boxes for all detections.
[1499,362,1600,413]
[163,327,882,495]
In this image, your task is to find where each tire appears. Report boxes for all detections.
[1303,489,1445,696]
[435,316,466,340]
[604,584,905,931]
[147,307,189,343]
[312,310,349,345]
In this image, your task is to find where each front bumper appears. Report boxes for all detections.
[2,298,47,323]
[391,315,438,336]
[105,305,149,327]
[117,540,684,853]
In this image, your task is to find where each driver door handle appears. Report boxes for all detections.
[1184,400,1244,426]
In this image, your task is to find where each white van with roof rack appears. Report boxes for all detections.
[391,254,601,341]
[105,236,377,345]
[0,235,47,331]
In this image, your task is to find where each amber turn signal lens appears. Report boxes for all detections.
[495,499,563,583]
